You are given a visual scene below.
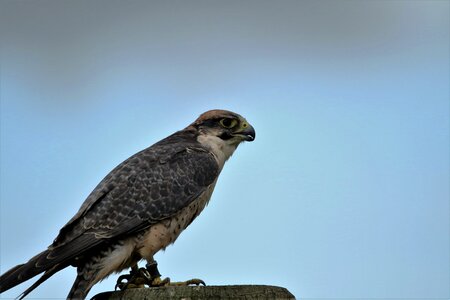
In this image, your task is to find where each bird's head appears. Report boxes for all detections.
[187,109,255,165]
[190,109,256,145]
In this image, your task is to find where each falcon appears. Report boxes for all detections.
[0,109,255,299]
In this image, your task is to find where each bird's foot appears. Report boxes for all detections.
[115,267,152,290]
[150,276,205,287]
[148,276,170,286]
[145,261,205,286]
[116,261,205,290]
[169,278,206,286]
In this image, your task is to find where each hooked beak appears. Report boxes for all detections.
[233,123,256,142]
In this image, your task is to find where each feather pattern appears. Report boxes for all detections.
[0,109,254,299]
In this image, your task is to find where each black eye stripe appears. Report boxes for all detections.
[219,132,233,140]
[197,116,238,128]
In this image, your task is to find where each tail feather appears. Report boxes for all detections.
[0,250,53,293]
[1,233,104,295]
[17,263,65,300]
[0,264,24,287]
[67,273,94,300]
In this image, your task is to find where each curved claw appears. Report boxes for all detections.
[115,274,132,290]
[115,267,153,290]
[183,278,206,286]
[150,276,171,287]
[149,276,205,287]
[115,262,206,291]
[137,268,152,281]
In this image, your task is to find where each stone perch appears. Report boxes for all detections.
[91,285,296,299]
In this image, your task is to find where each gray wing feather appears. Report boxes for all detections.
[48,132,218,263]
[0,130,220,294]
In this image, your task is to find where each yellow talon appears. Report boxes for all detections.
[150,276,170,287]
[150,277,205,287]
[172,278,206,286]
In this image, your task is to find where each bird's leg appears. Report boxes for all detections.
[145,261,206,287]
[116,260,206,290]
[115,264,138,290]
[145,261,170,286]
[115,264,153,290]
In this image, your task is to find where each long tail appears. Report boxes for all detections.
[17,263,65,299]
[0,249,54,293]
[67,270,95,300]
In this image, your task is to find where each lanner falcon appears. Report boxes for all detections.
[0,109,255,299]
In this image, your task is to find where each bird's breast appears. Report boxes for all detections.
[137,181,217,259]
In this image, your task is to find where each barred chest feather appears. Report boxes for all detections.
[136,180,218,259]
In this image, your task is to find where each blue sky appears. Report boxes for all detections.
[0,1,449,299]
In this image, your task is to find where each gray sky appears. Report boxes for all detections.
[1,1,449,299]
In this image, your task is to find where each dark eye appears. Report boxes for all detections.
[219,118,237,128]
